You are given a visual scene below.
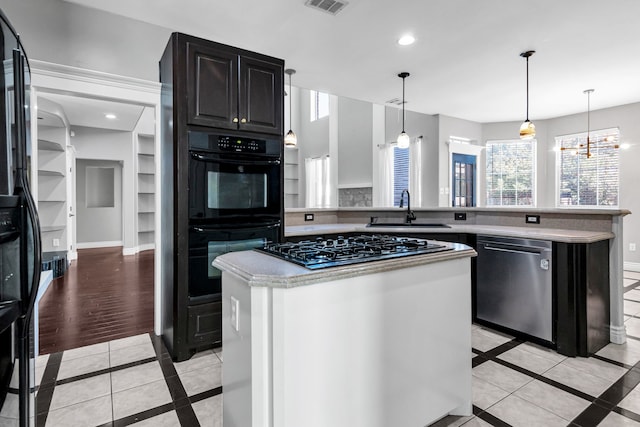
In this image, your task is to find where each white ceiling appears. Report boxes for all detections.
[37,93,145,132]
[63,0,640,123]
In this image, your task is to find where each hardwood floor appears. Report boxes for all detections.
[37,247,154,355]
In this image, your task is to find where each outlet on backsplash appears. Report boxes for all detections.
[304,213,314,221]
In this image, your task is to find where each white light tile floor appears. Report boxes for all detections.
[15,271,640,426]
[31,333,222,426]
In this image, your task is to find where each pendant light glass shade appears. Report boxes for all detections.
[397,72,410,149]
[519,120,536,139]
[519,51,536,140]
[285,68,297,147]
[284,129,297,147]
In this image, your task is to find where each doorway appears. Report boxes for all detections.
[32,73,160,353]
[452,153,477,207]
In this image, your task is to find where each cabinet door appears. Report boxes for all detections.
[238,56,283,135]
[187,42,238,129]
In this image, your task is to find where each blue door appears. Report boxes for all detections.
[452,153,476,207]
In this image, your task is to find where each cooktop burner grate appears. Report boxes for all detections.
[255,234,453,269]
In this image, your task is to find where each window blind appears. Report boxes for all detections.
[556,128,619,207]
[485,139,536,206]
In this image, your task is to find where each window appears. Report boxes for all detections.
[305,156,331,207]
[393,147,409,206]
[556,128,619,207]
[485,139,536,206]
[378,139,421,207]
[309,90,329,122]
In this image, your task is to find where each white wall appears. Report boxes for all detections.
[0,0,170,81]
[385,107,439,207]
[76,159,122,245]
[337,96,373,187]
[70,126,136,251]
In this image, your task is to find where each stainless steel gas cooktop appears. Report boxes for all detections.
[256,234,453,269]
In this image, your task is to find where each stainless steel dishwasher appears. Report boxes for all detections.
[476,235,553,342]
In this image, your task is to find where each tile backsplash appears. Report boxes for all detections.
[338,187,372,207]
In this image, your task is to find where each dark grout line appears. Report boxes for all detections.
[149,333,200,426]
[189,386,222,405]
[112,402,176,427]
[570,356,640,425]
[472,405,512,427]
[613,406,640,423]
[591,353,634,370]
[492,357,595,402]
[35,352,63,427]
[54,357,158,387]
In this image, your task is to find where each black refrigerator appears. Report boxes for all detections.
[0,8,42,427]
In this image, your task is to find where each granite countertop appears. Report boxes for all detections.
[212,241,476,288]
[285,207,631,216]
[285,223,614,243]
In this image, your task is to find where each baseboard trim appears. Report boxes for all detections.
[138,243,155,252]
[76,241,123,249]
[624,261,640,273]
[122,246,138,256]
[122,244,155,256]
[610,324,627,344]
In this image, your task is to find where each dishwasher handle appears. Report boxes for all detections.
[479,242,551,270]
[480,243,546,256]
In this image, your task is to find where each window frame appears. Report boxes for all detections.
[309,90,329,122]
[485,138,537,207]
[555,127,620,208]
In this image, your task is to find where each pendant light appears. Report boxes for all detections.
[519,51,536,139]
[397,72,410,149]
[584,89,594,158]
[284,68,297,147]
[559,88,625,157]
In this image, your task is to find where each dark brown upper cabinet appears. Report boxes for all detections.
[187,41,283,135]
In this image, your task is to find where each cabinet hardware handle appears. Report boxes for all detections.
[232,118,239,123]
[240,118,247,123]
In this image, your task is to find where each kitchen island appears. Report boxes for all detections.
[213,240,476,427]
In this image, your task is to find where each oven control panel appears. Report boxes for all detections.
[216,136,266,153]
[189,131,281,156]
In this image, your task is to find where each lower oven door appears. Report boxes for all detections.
[188,222,280,303]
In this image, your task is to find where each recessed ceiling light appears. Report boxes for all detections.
[105,113,117,119]
[398,34,415,46]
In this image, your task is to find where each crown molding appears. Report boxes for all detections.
[30,59,160,94]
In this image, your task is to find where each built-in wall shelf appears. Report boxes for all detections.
[36,97,69,257]
[40,225,66,232]
[284,147,300,209]
[37,169,65,177]
[137,135,155,249]
[38,139,64,152]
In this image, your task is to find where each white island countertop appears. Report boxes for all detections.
[285,223,614,243]
[212,240,476,288]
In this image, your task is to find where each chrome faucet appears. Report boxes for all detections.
[399,189,416,224]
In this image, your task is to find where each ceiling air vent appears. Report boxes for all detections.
[305,0,349,15]
[385,98,404,106]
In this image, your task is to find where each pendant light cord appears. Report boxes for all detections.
[402,76,406,132]
[525,55,529,121]
[289,72,292,128]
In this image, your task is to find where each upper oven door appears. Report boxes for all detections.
[188,150,282,222]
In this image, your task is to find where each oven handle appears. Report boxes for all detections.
[190,152,281,166]
[190,221,281,233]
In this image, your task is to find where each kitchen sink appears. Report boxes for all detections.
[366,223,451,228]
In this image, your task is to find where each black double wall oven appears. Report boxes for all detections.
[185,130,282,348]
